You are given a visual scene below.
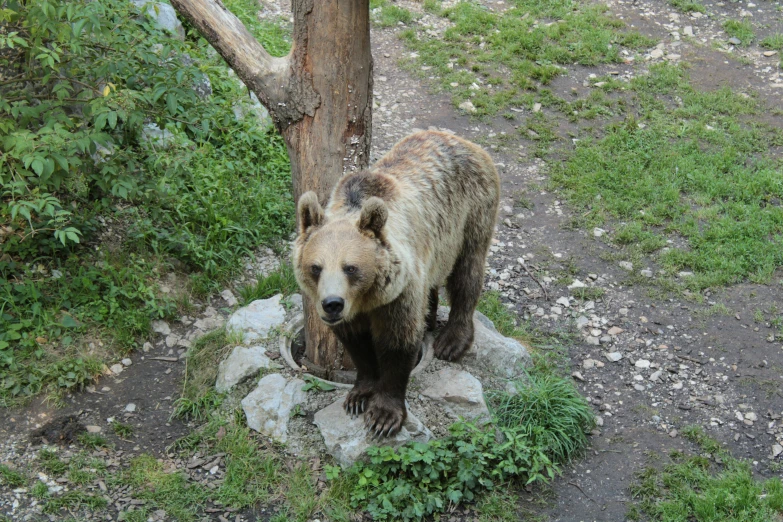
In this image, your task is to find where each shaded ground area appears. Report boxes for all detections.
[2,0,782,520]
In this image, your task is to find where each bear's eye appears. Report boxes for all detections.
[343,265,358,276]
[310,265,322,276]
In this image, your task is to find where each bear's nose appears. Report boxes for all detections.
[322,297,344,315]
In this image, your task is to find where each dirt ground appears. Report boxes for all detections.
[2,0,782,520]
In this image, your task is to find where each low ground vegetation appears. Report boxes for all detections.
[0,0,293,406]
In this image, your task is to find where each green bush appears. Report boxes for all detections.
[343,370,595,521]
[0,0,294,403]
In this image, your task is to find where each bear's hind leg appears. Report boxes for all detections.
[434,249,485,361]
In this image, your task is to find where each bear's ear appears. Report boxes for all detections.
[358,197,387,238]
[297,191,324,235]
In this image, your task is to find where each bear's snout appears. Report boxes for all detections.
[321,296,345,323]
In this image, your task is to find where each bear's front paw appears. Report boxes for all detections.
[364,395,406,438]
[433,321,474,362]
[343,382,375,418]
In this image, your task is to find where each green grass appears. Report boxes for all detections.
[551,63,783,291]
[723,19,755,45]
[0,0,294,407]
[112,422,134,438]
[370,0,416,27]
[172,329,230,421]
[630,426,783,521]
[761,34,783,50]
[668,0,706,14]
[0,464,26,488]
[399,0,655,115]
[238,263,298,305]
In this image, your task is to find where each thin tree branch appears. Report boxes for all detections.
[169,0,318,128]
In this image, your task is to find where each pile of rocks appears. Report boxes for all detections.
[217,295,531,466]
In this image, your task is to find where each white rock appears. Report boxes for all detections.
[672,381,684,390]
[635,359,651,369]
[241,374,307,443]
[86,425,101,433]
[640,269,653,278]
[458,101,477,113]
[634,384,645,391]
[605,352,623,362]
[193,315,225,331]
[152,320,171,336]
[576,316,590,329]
[232,92,274,131]
[593,227,606,237]
[568,279,586,289]
[773,444,783,458]
[110,364,124,375]
[125,403,137,413]
[216,345,280,393]
[314,398,432,467]
[556,297,571,307]
[221,289,238,307]
[227,295,286,343]
[121,358,132,367]
[421,368,490,422]
[683,25,693,36]
[587,336,600,346]
[461,311,531,378]
[619,261,634,271]
[288,293,303,311]
[583,359,596,369]
[650,49,664,59]
[131,0,185,39]
[140,123,178,150]
[165,334,180,348]
[649,370,662,382]
[744,412,758,422]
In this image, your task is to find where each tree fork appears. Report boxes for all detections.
[171,0,373,378]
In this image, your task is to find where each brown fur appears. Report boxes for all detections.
[294,130,499,437]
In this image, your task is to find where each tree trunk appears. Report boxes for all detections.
[285,0,372,378]
[170,0,372,379]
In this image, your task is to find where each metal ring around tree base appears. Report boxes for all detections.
[279,313,434,390]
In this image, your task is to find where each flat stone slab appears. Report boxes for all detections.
[241,374,306,443]
[314,398,433,467]
[215,345,281,393]
[422,368,490,422]
[226,294,286,343]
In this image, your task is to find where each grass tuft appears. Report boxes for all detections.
[723,19,755,45]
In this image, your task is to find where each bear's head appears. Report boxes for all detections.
[293,191,389,326]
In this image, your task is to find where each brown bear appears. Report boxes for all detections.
[294,130,500,437]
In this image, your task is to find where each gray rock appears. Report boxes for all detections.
[220,289,238,307]
[232,92,274,131]
[152,320,171,336]
[121,358,132,367]
[131,1,185,40]
[216,345,281,393]
[619,261,634,271]
[125,403,137,413]
[466,315,530,378]
[605,352,623,362]
[241,374,306,443]
[314,398,432,467]
[226,294,286,343]
[287,293,303,312]
[110,364,124,375]
[193,315,225,331]
[421,368,489,422]
[458,100,477,113]
[140,123,176,150]
[192,74,212,98]
[435,306,529,377]
[728,37,742,45]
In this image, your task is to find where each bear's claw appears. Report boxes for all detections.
[343,384,374,418]
[363,396,406,438]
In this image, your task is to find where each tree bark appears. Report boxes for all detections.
[170,0,372,379]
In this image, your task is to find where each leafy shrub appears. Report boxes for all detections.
[343,370,595,520]
[0,0,294,402]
